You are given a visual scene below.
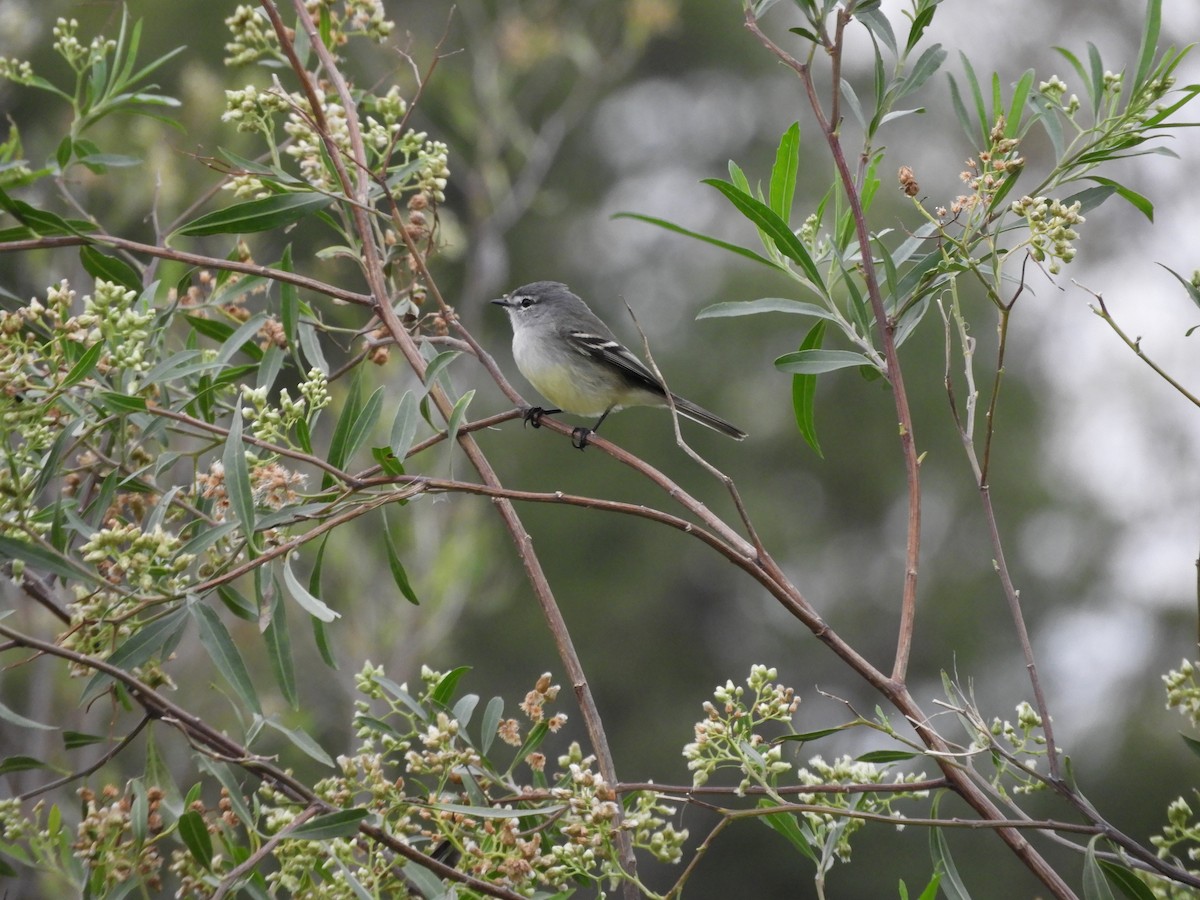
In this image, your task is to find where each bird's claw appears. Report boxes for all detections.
[522,406,549,429]
[571,427,593,450]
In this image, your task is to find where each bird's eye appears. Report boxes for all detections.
[519,297,533,308]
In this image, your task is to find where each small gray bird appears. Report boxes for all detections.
[492,281,746,448]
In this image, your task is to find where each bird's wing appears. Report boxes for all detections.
[566,330,666,397]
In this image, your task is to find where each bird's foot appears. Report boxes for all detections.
[521,406,559,429]
[571,427,593,450]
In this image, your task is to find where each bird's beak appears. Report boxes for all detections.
[490,296,513,308]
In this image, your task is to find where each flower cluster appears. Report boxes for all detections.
[74,785,166,892]
[239,367,330,444]
[80,522,194,594]
[1164,659,1200,728]
[83,279,156,376]
[1009,194,1086,274]
[0,55,33,85]
[52,17,116,72]
[683,664,800,791]
[939,117,1025,219]
[792,755,930,864]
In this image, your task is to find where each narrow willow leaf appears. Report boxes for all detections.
[1086,41,1105,117]
[1133,0,1162,96]
[1082,176,1154,221]
[445,389,475,447]
[177,810,213,870]
[703,179,824,287]
[289,809,370,840]
[0,755,51,774]
[215,312,268,366]
[1005,69,1035,137]
[759,807,818,864]
[174,192,333,237]
[0,536,94,583]
[281,552,340,621]
[421,350,461,395]
[389,390,419,461]
[326,368,364,472]
[613,212,780,270]
[452,694,479,728]
[222,413,256,548]
[480,696,504,756]
[1157,264,1200,311]
[191,602,262,715]
[775,349,872,375]
[856,749,917,763]
[262,718,334,767]
[279,245,299,356]
[381,509,420,606]
[1097,860,1158,900]
[79,246,141,293]
[699,298,837,321]
[791,321,826,457]
[929,823,971,900]
[308,534,337,670]
[431,666,471,707]
[264,590,298,709]
[1083,835,1117,900]
[343,386,384,464]
[60,340,106,389]
[63,731,106,750]
[768,122,801,223]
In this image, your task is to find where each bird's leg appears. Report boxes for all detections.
[571,408,612,451]
[522,406,560,429]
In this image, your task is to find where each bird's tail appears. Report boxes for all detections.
[668,394,747,440]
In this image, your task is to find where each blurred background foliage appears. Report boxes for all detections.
[2,0,1199,896]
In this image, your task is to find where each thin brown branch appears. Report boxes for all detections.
[19,716,152,801]
[0,234,373,306]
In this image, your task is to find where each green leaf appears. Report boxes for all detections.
[856,749,917,763]
[0,535,96,583]
[79,246,142,294]
[191,602,262,715]
[1133,0,1163,97]
[1005,69,1035,138]
[698,298,837,322]
[215,311,268,366]
[381,509,420,605]
[0,755,51,774]
[481,696,504,756]
[431,666,471,707]
[703,179,824,287]
[769,122,801,223]
[614,212,780,269]
[1158,264,1200,312]
[389,390,419,461]
[266,592,298,710]
[791,321,826,457]
[445,389,475,447]
[174,192,333,237]
[61,340,104,388]
[1098,859,1157,900]
[759,807,818,864]
[421,350,461,396]
[177,810,213,870]
[929,822,971,900]
[289,808,370,841]
[1180,732,1200,759]
[1082,176,1154,221]
[215,584,257,621]
[222,412,257,548]
[97,391,148,414]
[281,552,340,621]
[63,731,107,750]
[261,717,334,767]
[327,368,364,473]
[1083,835,1117,900]
[343,386,384,463]
[775,349,872,374]
[308,534,337,670]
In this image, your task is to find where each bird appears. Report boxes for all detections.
[491,281,746,449]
